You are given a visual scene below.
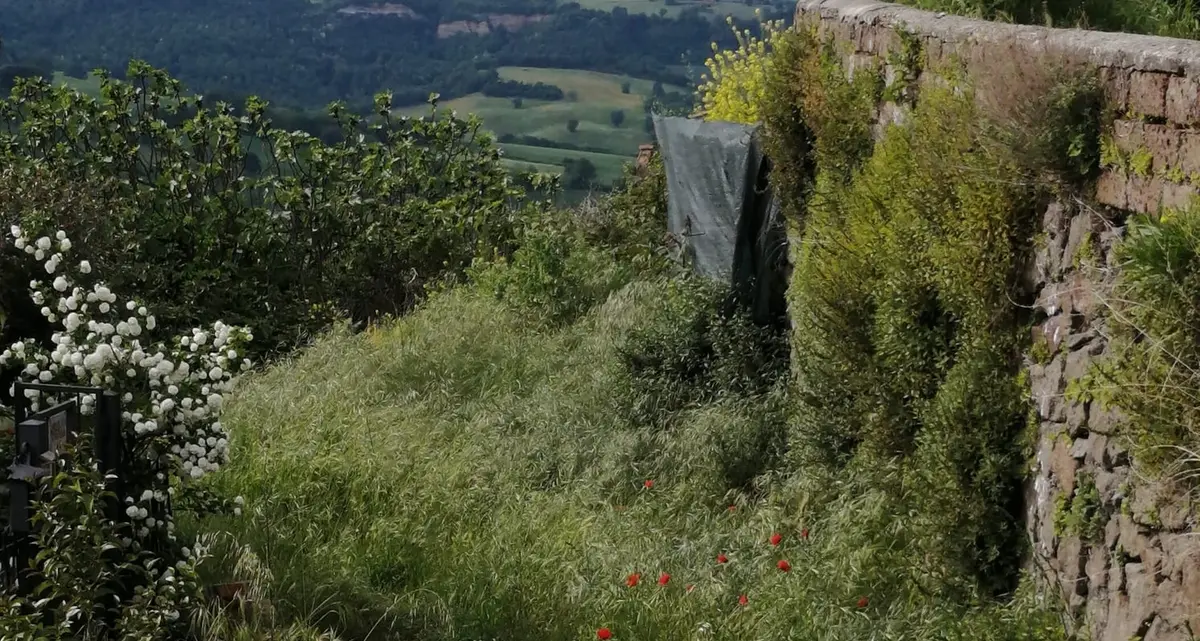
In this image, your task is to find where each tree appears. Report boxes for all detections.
[621,81,632,94]
[567,118,580,133]
[561,157,597,190]
[610,109,626,127]
[512,97,523,109]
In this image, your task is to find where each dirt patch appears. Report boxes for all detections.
[436,14,550,38]
[336,3,419,18]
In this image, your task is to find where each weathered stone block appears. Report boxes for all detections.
[1051,437,1078,495]
[1142,124,1183,174]
[1145,615,1192,641]
[1129,71,1171,119]
[1175,129,1200,176]
[1064,212,1097,270]
[1118,513,1151,559]
[1067,401,1090,436]
[1166,74,1200,125]
[1086,433,1110,467]
[1095,172,1129,210]
[1095,468,1124,504]
[1160,181,1196,211]
[1065,347,1092,383]
[1127,175,1163,214]
[1087,544,1110,590]
[1100,66,1132,113]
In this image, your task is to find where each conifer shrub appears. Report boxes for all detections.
[760,28,1070,599]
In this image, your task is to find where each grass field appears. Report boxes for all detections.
[398,66,688,186]
[51,71,103,96]
[202,269,1071,641]
[572,0,767,19]
[501,143,630,185]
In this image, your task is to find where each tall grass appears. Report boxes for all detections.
[197,277,1069,641]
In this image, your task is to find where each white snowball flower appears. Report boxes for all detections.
[79,260,92,274]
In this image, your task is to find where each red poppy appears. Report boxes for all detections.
[727,505,737,512]
[856,596,869,608]
[801,528,810,540]
[769,533,782,546]
[738,594,748,606]
[597,628,612,640]
[777,559,791,572]
[686,584,695,593]
[658,572,670,586]
[626,573,640,587]
[643,479,654,489]
[717,553,728,564]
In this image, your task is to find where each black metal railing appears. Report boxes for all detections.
[2,382,124,592]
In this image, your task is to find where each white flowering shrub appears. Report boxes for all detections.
[0,224,250,637]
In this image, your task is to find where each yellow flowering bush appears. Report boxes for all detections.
[696,15,787,124]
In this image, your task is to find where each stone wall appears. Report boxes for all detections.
[795,0,1200,216]
[791,1,1199,639]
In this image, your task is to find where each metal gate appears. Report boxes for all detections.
[1,382,123,592]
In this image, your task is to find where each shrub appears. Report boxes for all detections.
[471,156,673,326]
[697,15,787,124]
[1078,207,1200,490]
[1,442,211,641]
[765,29,1054,598]
[0,62,521,359]
[760,26,882,222]
[617,278,788,427]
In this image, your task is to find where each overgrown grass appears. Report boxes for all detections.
[1076,207,1200,492]
[193,24,1089,641]
[202,277,1068,641]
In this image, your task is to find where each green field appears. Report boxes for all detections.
[573,0,766,18]
[401,67,677,156]
[501,143,630,185]
[51,71,103,96]
[398,66,690,186]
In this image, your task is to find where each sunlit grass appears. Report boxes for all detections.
[200,280,1071,641]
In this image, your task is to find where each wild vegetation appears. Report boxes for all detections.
[3,0,1200,638]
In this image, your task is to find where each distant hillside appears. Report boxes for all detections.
[0,0,786,112]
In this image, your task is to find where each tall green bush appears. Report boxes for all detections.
[0,62,522,358]
[764,30,1047,599]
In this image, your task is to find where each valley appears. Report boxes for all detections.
[0,0,788,192]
